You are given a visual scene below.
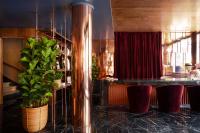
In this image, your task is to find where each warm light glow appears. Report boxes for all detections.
[162,32,192,73]
[83,21,91,133]
[170,18,191,32]
[197,34,200,64]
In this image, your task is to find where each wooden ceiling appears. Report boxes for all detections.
[111,0,200,32]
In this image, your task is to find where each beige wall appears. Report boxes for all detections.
[92,39,114,55]
[3,38,24,83]
[0,28,39,83]
[0,28,35,38]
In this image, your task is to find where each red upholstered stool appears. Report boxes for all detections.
[127,85,152,113]
[187,86,200,112]
[156,85,184,113]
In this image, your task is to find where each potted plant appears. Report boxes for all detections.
[54,71,64,89]
[92,55,100,105]
[18,37,59,132]
[92,55,100,81]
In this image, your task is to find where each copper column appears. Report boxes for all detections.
[0,38,3,133]
[0,38,3,105]
[72,2,93,133]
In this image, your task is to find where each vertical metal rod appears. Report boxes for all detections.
[35,0,38,40]
[51,18,53,34]
[60,25,63,37]
[51,89,56,131]
[180,33,183,53]
[52,0,55,39]
[199,34,200,63]
[175,53,176,70]
[61,87,64,117]
[0,38,3,133]
[64,15,67,124]
[0,105,2,133]
[171,32,173,51]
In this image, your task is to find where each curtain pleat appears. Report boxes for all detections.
[114,32,163,79]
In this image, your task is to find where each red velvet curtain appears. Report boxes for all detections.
[114,32,162,79]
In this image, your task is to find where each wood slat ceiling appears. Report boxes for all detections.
[111,0,200,32]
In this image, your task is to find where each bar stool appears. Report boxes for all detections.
[156,85,184,112]
[127,85,152,113]
[187,86,200,112]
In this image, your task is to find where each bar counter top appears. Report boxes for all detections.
[94,77,200,106]
[103,76,200,86]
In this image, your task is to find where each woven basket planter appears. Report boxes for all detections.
[22,104,48,132]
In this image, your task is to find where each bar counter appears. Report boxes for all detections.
[96,77,200,107]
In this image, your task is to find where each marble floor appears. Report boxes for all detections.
[2,103,200,133]
[0,105,2,133]
[92,106,200,133]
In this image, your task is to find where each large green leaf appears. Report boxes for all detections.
[20,56,30,63]
[47,40,57,47]
[33,84,42,90]
[30,75,41,86]
[41,48,52,58]
[42,37,48,45]
[30,89,37,93]
[22,93,29,97]
[29,60,38,70]
[18,76,29,86]
[27,38,37,48]
[21,48,31,55]
[43,69,55,78]
[21,86,29,91]
[45,92,52,97]
[33,49,41,57]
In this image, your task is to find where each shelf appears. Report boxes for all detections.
[57,69,71,76]
[37,28,72,130]
[66,83,72,87]
[57,69,65,72]
[39,29,72,44]
[57,69,71,72]
[53,83,71,91]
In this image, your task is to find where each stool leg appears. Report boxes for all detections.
[62,88,67,124]
[52,89,56,131]
[64,88,67,124]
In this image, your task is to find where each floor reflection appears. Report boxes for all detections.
[92,106,200,133]
[0,105,2,133]
[2,104,200,132]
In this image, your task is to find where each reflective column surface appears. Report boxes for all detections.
[0,104,2,132]
[72,2,93,133]
[0,38,3,105]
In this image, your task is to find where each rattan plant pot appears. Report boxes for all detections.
[22,104,48,132]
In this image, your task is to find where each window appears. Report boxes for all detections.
[197,34,200,64]
[162,32,192,74]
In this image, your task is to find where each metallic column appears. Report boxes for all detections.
[0,105,2,132]
[0,38,2,133]
[72,1,93,133]
[0,38,3,105]
[191,32,197,66]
